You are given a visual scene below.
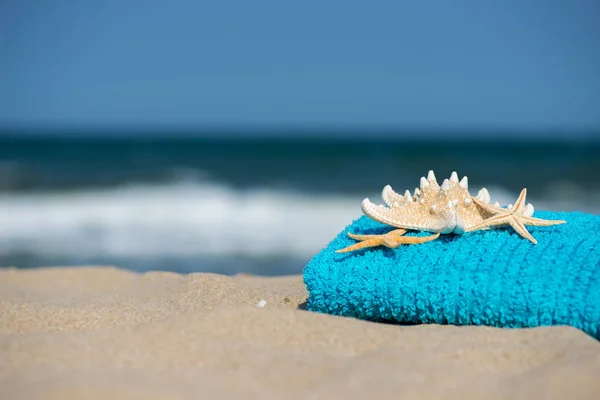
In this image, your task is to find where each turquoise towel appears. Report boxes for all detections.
[303,211,600,339]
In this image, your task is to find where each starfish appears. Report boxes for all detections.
[338,229,441,253]
[465,188,563,245]
[336,170,566,253]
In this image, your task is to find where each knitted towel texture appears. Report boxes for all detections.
[303,211,600,339]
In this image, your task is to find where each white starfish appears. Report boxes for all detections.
[336,170,566,253]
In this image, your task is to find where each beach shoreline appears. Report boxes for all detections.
[2,266,600,399]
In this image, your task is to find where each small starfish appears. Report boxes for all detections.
[336,229,440,253]
[466,188,566,244]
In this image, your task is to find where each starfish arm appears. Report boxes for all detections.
[381,185,406,208]
[471,196,506,213]
[465,214,512,232]
[512,188,528,211]
[385,232,440,246]
[348,228,407,241]
[361,198,448,233]
[336,238,389,253]
[520,216,567,226]
[509,216,538,244]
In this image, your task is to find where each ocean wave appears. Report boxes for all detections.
[0,182,361,260]
[0,181,597,262]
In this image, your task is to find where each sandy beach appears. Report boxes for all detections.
[1,266,600,399]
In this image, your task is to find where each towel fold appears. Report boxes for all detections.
[303,211,600,339]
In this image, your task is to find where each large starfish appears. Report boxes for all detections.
[336,171,566,253]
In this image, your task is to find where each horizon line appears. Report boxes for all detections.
[1,123,599,142]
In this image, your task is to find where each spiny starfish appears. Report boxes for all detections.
[336,170,566,253]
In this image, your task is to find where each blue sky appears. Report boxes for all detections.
[1,0,599,135]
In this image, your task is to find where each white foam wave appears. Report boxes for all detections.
[0,181,596,261]
[0,182,363,259]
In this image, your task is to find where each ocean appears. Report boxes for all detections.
[1,134,599,275]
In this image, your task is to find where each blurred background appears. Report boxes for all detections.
[1,1,599,275]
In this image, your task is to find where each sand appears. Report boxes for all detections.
[1,266,599,399]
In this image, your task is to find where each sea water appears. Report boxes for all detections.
[0,135,598,275]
